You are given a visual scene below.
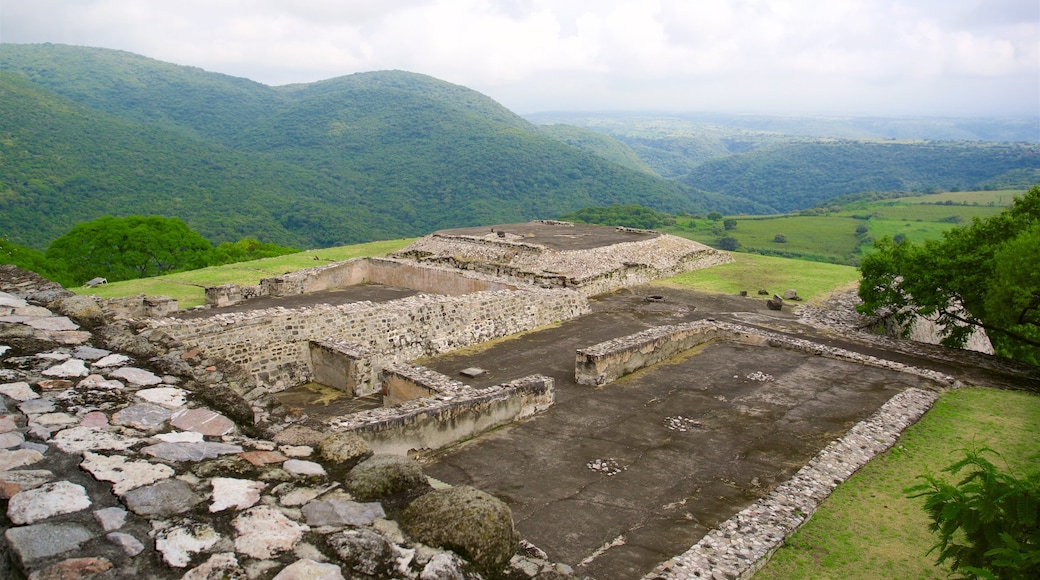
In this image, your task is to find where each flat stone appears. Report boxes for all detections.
[5,523,94,565]
[0,448,44,471]
[107,532,146,556]
[94,506,128,531]
[36,351,71,361]
[37,379,74,391]
[19,398,55,415]
[77,374,124,390]
[155,521,221,567]
[240,450,287,466]
[25,316,80,331]
[209,477,266,512]
[42,358,89,378]
[280,445,314,458]
[232,505,309,559]
[283,459,326,477]
[272,425,325,446]
[0,415,18,433]
[29,556,113,579]
[51,426,138,454]
[7,481,92,524]
[111,403,172,431]
[110,367,163,386]
[73,346,111,360]
[122,479,203,517]
[45,330,92,345]
[79,411,109,428]
[460,367,487,378]
[273,559,346,580]
[30,412,79,427]
[0,381,39,401]
[279,487,323,507]
[81,451,175,495]
[0,469,54,499]
[171,408,235,436]
[0,430,24,448]
[182,552,242,580]
[21,441,48,454]
[134,386,186,407]
[141,441,244,462]
[154,430,205,443]
[92,353,131,368]
[0,292,29,308]
[302,499,385,527]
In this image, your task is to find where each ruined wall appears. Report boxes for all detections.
[146,288,589,392]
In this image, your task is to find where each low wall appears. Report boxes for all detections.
[146,288,589,393]
[381,363,474,407]
[576,320,958,388]
[327,374,555,456]
[102,294,179,320]
[308,339,379,397]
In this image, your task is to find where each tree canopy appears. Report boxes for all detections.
[858,185,1040,364]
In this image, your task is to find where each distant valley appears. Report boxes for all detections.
[1,43,1037,251]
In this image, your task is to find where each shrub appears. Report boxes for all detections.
[773,233,787,243]
[905,447,1039,580]
[723,219,738,231]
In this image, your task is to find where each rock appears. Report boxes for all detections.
[76,374,124,390]
[51,426,138,454]
[401,485,518,575]
[783,289,800,301]
[51,295,105,328]
[107,532,146,556]
[27,556,113,580]
[25,316,80,332]
[421,552,467,580]
[232,505,309,559]
[0,448,45,471]
[284,459,326,477]
[325,528,393,577]
[134,386,186,407]
[272,559,345,580]
[209,477,265,512]
[280,445,313,458]
[140,441,243,462]
[170,408,235,436]
[239,450,287,466]
[93,506,128,531]
[20,398,56,415]
[4,523,95,565]
[192,384,255,427]
[30,412,79,428]
[344,454,431,502]
[155,521,221,567]
[36,379,74,391]
[181,552,245,580]
[41,359,89,378]
[767,295,784,311]
[7,481,92,524]
[317,433,372,473]
[757,289,769,295]
[111,403,172,431]
[80,451,175,495]
[122,479,203,517]
[79,411,109,428]
[0,430,24,448]
[0,381,39,400]
[301,499,385,527]
[155,431,205,443]
[92,353,131,368]
[73,346,110,360]
[272,425,325,446]
[0,469,54,499]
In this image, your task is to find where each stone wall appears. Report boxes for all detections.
[327,374,555,455]
[145,288,589,392]
[308,339,379,397]
[101,294,178,320]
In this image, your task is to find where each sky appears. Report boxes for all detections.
[1,0,1038,117]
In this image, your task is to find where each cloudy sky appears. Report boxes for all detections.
[2,0,1037,117]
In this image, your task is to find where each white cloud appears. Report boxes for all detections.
[1,0,1036,116]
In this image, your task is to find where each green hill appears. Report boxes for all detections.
[1,43,768,250]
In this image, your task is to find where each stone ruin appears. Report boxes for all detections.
[1,221,1035,579]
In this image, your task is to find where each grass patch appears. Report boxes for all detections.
[71,238,415,308]
[656,253,859,301]
[753,387,1040,580]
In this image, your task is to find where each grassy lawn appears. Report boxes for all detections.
[656,252,859,301]
[71,238,415,308]
[753,387,1040,580]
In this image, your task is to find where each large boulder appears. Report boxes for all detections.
[51,295,105,328]
[400,486,518,576]
[325,528,393,577]
[343,454,430,503]
[318,433,373,476]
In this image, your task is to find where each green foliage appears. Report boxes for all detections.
[707,211,724,221]
[557,204,673,229]
[211,238,300,265]
[773,233,788,243]
[905,447,1040,579]
[0,237,72,286]
[723,218,737,231]
[718,236,740,251]
[46,215,215,285]
[857,186,1040,364]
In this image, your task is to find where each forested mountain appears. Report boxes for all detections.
[1,44,765,249]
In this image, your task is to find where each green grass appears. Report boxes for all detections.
[888,189,1023,206]
[753,387,1040,580]
[71,238,415,308]
[656,252,859,301]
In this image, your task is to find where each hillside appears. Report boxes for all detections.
[1,43,768,249]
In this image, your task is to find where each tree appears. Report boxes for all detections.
[773,233,787,243]
[718,236,739,251]
[905,447,1039,579]
[707,211,723,221]
[858,186,1040,364]
[723,218,737,231]
[46,215,215,285]
[856,223,869,235]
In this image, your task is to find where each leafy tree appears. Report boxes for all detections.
[1,238,72,286]
[905,447,1039,579]
[212,238,300,265]
[856,223,869,235]
[707,211,724,221]
[773,233,788,243]
[857,185,1040,364]
[718,236,740,251]
[723,218,737,231]
[46,215,215,285]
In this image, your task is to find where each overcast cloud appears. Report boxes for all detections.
[2,0,1037,116]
